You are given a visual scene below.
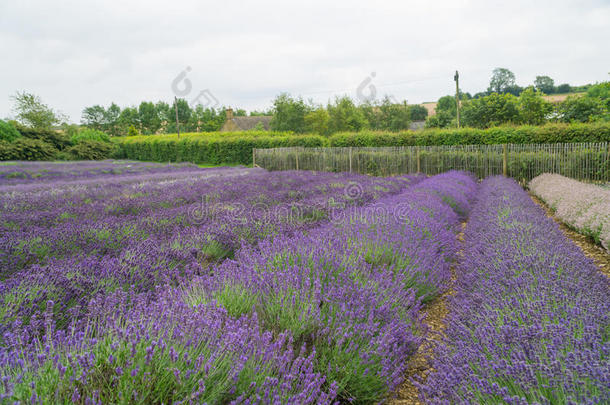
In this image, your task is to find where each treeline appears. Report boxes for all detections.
[428,82,610,129]
[112,122,610,166]
[81,101,244,136]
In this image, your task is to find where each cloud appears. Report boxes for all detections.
[1,0,608,122]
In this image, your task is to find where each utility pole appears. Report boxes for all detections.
[454,70,460,129]
[174,96,181,138]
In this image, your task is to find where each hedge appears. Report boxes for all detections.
[114,132,326,165]
[328,122,610,147]
[105,123,610,166]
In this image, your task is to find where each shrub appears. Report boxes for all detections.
[71,128,111,144]
[329,122,610,147]
[10,138,58,160]
[0,140,18,160]
[0,120,21,142]
[114,132,326,165]
[65,140,117,160]
[16,124,71,150]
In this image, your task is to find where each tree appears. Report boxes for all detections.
[270,93,309,133]
[11,91,66,129]
[189,105,225,132]
[487,68,517,94]
[118,107,140,135]
[518,87,552,125]
[534,76,555,94]
[138,101,161,134]
[327,96,368,133]
[586,81,610,109]
[556,83,571,94]
[461,93,520,128]
[558,95,605,123]
[425,95,457,129]
[104,103,122,136]
[378,97,410,131]
[81,105,107,131]
[304,108,330,135]
[409,105,428,121]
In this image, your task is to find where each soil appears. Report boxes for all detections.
[530,194,610,279]
[388,222,466,405]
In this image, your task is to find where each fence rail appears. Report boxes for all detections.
[253,143,610,182]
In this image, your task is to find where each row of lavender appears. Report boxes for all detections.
[0,166,477,403]
[0,161,212,185]
[529,173,610,251]
[1,164,420,344]
[420,177,609,404]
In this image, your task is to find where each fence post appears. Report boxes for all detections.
[502,144,508,176]
[416,147,421,173]
[349,147,353,173]
[295,148,299,171]
[252,149,256,168]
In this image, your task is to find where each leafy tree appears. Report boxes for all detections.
[378,98,410,131]
[425,111,454,128]
[461,93,520,128]
[556,83,572,94]
[189,106,225,132]
[518,87,553,125]
[534,76,555,94]
[304,108,330,135]
[118,107,140,135]
[558,95,606,123]
[0,120,21,142]
[327,96,368,133]
[487,68,517,94]
[104,103,122,136]
[81,105,107,131]
[425,95,460,128]
[409,105,428,121]
[234,109,247,117]
[164,99,192,133]
[586,82,610,109]
[270,93,309,133]
[11,91,66,129]
[138,102,161,134]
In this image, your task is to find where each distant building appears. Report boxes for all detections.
[221,109,272,131]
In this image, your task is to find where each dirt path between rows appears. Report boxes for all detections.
[389,222,466,405]
[530,194,610,279]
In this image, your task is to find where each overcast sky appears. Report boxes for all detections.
[1,0,609,123]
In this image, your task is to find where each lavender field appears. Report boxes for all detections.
[0,161,608,404]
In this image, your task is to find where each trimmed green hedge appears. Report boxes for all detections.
[329,123,610,147]
[106,123,610,166]
[114,132,326,165]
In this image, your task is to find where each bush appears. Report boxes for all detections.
[114,132,326,165]
[65,140,117,160]
[329,123,610,147]
[16,125,71,150]
[71,128,111,144]
[10,138,58,160]
[0,120,21,142]
[0,140,18,160]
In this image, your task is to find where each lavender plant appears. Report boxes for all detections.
[0,163,479,403]
[529,173,610,251]
[420,176,610,404]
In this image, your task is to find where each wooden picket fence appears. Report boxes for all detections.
[253,143,610,182]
